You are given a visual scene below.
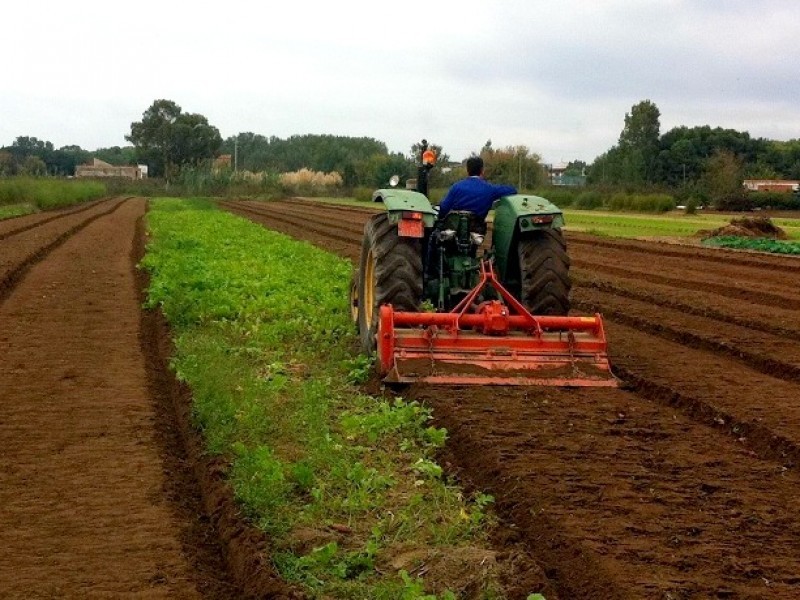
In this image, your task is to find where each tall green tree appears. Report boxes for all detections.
[702,149,744,206]
[618,100,661,183]
[588,100,661,185]
[480,144,545,189]
[127,99,221,178]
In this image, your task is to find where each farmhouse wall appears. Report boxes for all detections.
[75,158,143,179]
[743,179,800,193]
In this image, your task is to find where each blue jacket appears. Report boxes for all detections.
[438,177,517,220]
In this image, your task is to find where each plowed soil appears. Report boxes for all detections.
[0,199,240,598]
[222,198,800,599]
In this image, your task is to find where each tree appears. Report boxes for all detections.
[126,99,221,178]
[480,144,545,190]
[702,149,744,207]
[564,160,587,176]
[19,155,47,176]
[0,151,16,176]
[618,100,661,183]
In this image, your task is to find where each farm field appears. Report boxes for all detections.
[221,197,800,599]
[0,198,236,597]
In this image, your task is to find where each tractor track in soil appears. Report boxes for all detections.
[0,198,271,598]
[0,197,111,241]
[223,198,800,599]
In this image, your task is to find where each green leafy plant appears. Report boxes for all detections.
[141,198,501,598]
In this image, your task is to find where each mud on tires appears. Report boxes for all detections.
[356,213,423,353]
[518,229,571,316]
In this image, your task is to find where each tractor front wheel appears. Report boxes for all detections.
[356,213,422,354]
[518,229,571,316]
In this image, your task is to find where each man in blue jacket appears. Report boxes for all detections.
[437,156,517,222]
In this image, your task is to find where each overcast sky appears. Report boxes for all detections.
[3,0,799,164]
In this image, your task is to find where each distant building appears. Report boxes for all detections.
[548,162,586,186]
[743,179,800,193]
[75,158,144,179]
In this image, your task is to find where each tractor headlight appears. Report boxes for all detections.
[438,229,456,241]
[470,232,485,246]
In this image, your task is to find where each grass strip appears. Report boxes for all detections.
[141,198,509,599]
[0,177,106,210]
[0,203,36,220]
[702,236,800,255]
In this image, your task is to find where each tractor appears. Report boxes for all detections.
[350,141,615,386]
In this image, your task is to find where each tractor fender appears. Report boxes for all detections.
[492,194,565,280]
[372,189,437,228]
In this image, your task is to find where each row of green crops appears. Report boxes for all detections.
[141,199,512,599]
[703,236,800,254]
[0,177,107,213]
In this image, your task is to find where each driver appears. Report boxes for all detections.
[437,156,517,229]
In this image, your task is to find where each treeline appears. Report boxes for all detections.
[0,136,136,177]
[220,133,412,188]
[588,100,800,208]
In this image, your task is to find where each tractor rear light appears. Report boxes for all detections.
[402,211,423,220]
[531,215,555,224]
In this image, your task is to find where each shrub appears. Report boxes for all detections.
[530,187,578,207]
[352,186,374,202]
[574,190,604,210]
[748,191,800,210]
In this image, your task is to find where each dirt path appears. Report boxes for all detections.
[224,198,800,599]
[0,198,236,598]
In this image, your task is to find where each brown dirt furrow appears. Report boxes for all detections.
[0,198,128,305]
[222,200,367,237]
[237,198,383,219]
[572,286,800,383]
[567,233,800,297]
[0,198,109,241]
[573,273,800,340]
[604,320,800,465]
[567,232,800,272]
[0,198,236,598]
[573,257,800,310]
[416,384,800,599]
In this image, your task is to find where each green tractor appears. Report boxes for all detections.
[350,141,613,386]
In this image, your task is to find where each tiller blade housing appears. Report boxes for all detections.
[377,261,617,386]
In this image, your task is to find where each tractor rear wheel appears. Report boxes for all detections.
[518,229,571,315]
[356,213,422,353]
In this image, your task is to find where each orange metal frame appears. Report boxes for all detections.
[377,261,617,386]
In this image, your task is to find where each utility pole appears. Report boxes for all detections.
[234,138,238,172]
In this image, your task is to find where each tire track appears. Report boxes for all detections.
[568,232,800,272]
[572,289,800,384]
[0,197,128,307]
[573,257,800,310]
[573,273,800,340]
[0,197,111,241]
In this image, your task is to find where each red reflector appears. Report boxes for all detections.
[402,211,423,220]
[532,215,555,224]
[398,219,424,238]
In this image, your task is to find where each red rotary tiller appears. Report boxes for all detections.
[377,261,616,386]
